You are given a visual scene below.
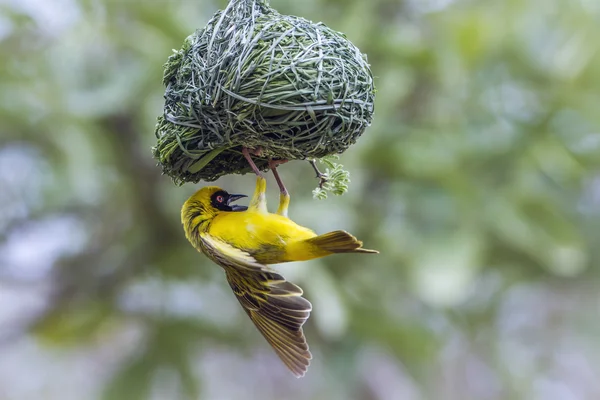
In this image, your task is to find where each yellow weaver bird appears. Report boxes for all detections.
[181,148,377,377]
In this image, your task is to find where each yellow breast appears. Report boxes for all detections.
[208,211,318,263]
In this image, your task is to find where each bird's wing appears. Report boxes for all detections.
[200,233,312,377]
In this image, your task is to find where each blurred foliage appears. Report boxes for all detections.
[1,0,599,399]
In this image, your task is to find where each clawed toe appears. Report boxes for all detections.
[269,159,288,169]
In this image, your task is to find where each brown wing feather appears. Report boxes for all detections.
[200,234,312,377]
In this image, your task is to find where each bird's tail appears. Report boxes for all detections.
[305,230,379,255]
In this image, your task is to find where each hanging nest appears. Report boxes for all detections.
[153,0,375,184]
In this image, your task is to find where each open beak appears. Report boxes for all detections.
[227,194,248,211]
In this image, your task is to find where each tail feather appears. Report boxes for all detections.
[305,230,378,254]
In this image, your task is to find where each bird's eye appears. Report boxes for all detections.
[216,195,225,203]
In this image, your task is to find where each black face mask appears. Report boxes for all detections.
[210,190,248,212]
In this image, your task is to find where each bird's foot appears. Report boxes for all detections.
[249,146,263,157]
[268,158,288,170]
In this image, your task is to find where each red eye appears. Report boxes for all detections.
[216,195,225,203]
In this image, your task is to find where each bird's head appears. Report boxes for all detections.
[182,186,248,227]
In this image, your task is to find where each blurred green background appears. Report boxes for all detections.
[1,0,599,399]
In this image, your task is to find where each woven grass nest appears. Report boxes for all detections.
[153,0,375,184]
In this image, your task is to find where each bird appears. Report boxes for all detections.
[181,147,378,377]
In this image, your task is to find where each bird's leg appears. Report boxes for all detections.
[269,159,290,217]
[309,159,328,189]
[242,147,264,177]
[248,175,268,213]
[243,147,268,213]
